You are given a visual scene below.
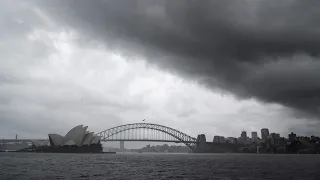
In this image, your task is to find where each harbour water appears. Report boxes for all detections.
[0,153,319,179]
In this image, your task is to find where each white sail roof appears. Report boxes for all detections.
[65,125,83,139]
[91,136,102,144]
[82,132,94,146]
[64,125,87,147]
[48,125,98,147]
[49,134,65,146]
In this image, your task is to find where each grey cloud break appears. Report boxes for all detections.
[38,0,320,118]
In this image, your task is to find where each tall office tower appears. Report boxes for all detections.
[288,132,296,140]
[261,128,270,141]
[241,131,247,139]
[251,132,258,143]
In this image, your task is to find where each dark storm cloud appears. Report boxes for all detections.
[37,0,320,118]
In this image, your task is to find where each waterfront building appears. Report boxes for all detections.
[213,136,226,143]
[234,138,238,144]
[48,125,101,147]
[226,137,236,144]
[219,136,225,143]
[251,132,258,143]
[243,138,252,145]
[270,133,281,146]
[311,136,320,144]
[238,131,249,144]
[238,137,245,144]
[288,132,296,141]
[241,131,247,139]
[213,136,220,143]
[278,137,286,146]
[261,128,270,141]
[256,137,261,144]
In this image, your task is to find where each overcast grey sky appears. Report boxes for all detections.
[1,0,320,143]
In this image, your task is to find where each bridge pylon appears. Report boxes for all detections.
[194,134,210,153]
[120,141,125,152]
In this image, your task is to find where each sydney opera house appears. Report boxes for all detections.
[35,125,103,153]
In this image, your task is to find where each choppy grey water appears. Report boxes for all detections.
[0,153,319,180]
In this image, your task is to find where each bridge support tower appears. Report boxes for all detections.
[120,141,125,152]
[195,134,209,153]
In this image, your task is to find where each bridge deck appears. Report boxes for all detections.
[101,139,196,143]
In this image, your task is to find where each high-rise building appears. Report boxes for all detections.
[241,131,247,139]
[251,132,258,143]
[288,132,296,141]
[270,133,281,145]
[261,128,270,141]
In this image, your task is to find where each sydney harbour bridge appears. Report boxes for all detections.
[1,123,207,152]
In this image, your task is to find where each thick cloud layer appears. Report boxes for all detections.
[37,0,320,118]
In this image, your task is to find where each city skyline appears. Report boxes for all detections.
[1,121,318,150]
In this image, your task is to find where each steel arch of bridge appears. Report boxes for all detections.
[96,123,197,151]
